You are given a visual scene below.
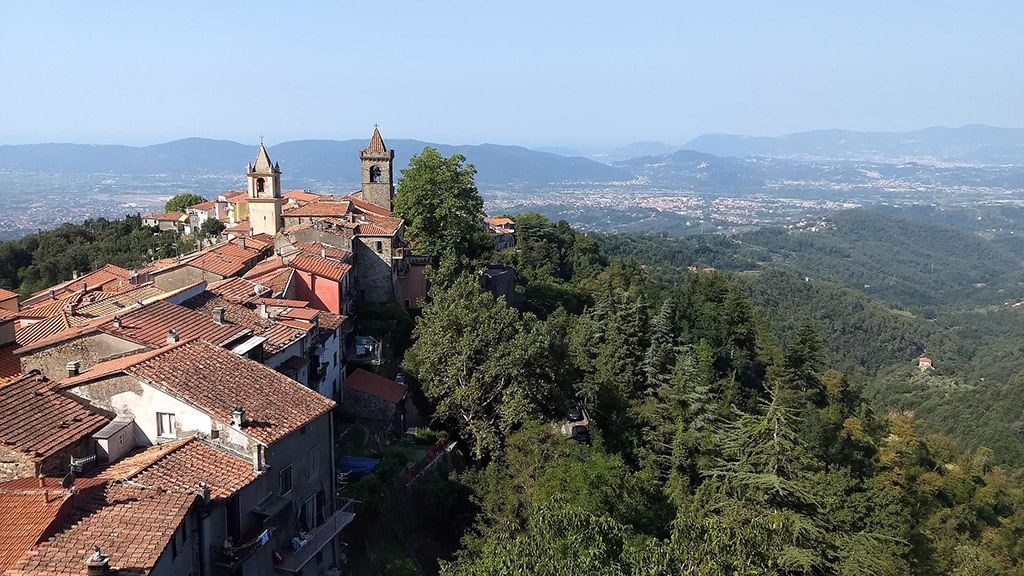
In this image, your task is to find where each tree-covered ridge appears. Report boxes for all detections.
[597,207,1024,311]
[400,212,1024,576]
[0,216,193,295]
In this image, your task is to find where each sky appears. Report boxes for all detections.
[2,1,1023,150]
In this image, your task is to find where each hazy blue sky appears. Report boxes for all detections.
[2,1,1022,149]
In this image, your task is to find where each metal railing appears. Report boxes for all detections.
[276,500,356,572]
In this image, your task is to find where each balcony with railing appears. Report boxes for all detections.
[211,536,264,572]
[274,499,356,572]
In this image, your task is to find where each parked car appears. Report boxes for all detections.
[571,425,591,445]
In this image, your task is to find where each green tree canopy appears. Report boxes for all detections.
[393,147,493,282]
[199,218,226,238]
[164,193,205,213]
[403,274,557,460]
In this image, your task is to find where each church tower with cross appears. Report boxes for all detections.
[246,141,284,236]
[359,125,395,212]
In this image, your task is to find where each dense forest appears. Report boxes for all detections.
[0,215,196,295]
[398,209,1024,575]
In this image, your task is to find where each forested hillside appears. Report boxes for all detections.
[399,211,1024,575]
[0,216,190,295]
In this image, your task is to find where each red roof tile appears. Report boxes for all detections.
[246,268,294,298]
[99,437,257,500]
[366,127,388,154]
[6,482,195,576]
[98,300,250,349]
[181,292,305,355]
[284,199,353,218]
[0,344,21,380]
[293,242,352,262]
[355,212,402,236]
[346,368,406,404]
[341,194,393,217]
[187,243,259,277]
[283,190,322,202]
[0,288,17,302]
[206,276,270,304]
[62,340,335,446]
[252,297,308,308]
[0,373,109,461]
[289,253,352,282]
[0,477,106,573]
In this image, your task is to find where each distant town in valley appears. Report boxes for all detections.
[3,123,1024,240]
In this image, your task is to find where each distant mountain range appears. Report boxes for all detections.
[0,138,631,188]
[679,124,1024,164]
[2,125,1022,193]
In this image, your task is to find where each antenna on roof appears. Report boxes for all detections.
[61,468,75,491]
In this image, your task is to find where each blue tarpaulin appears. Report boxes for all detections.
[338,456,380,477]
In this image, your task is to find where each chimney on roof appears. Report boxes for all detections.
[231,406,245,427]
[197,482,211,505]
[64,302,77,315]
[72,270,80,280]
[85,550,110,576]
[320,245,326,258]
[166,329,179,344]
[112,316,122,329]
[49,289,55,300]
[66,361,81,378]
[238,237,246,251]
[37,474,45,488]
[80,282,88,292]
[212,307,226,325]
[259,302,268,318]
[129,269,138,285]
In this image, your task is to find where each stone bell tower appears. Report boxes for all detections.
[359,126,395,212]
[246,142,283,236]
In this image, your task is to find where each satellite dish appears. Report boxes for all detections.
[254,284,265,295]
[61,470,75,490]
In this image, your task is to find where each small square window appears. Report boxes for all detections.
[307,447,320,480]
[157,413,176,438]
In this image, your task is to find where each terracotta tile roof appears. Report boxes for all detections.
[321,217,359,230]
[284,199,353,218]
[283,190,322,202]
[6,482,195,576]
[340,194,393,217]
[253,297,308,308]
[181,292,305,355]
[0,288,17,302]
[206,276,270,304]
[289,253,352,282]
[346,368,406,404]
[278,318,314,331]
[243,256,287,279]
[366,127,388,154]
[187,243,259,277]
[0,309,15,323]
[99,437,258,500]
[15,313,90,348]
[188,199,217,211]
[24,265,135,308]
[0,477,106,574]
[317,311,346,333]
[220,189,247,202]
[98,300,250,349]
[62,340,335,446]
[355,212,403,236]
[278,307,319,322]
[233,234,272,252]
[0,344,21,380]
[73,284,167,318]
[293,242,351,262]
[0,373,109,461]
[245,268,293,298]
[488,217,515,227]
[224,219,250,234]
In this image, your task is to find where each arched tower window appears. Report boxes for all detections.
[370,166,382,183]
[256,178,265,194]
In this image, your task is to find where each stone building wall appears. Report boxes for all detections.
[21,332,145,381]
[340,387,398,422]
[354,236,397,302]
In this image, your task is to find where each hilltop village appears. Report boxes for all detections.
[0,130,516,575]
